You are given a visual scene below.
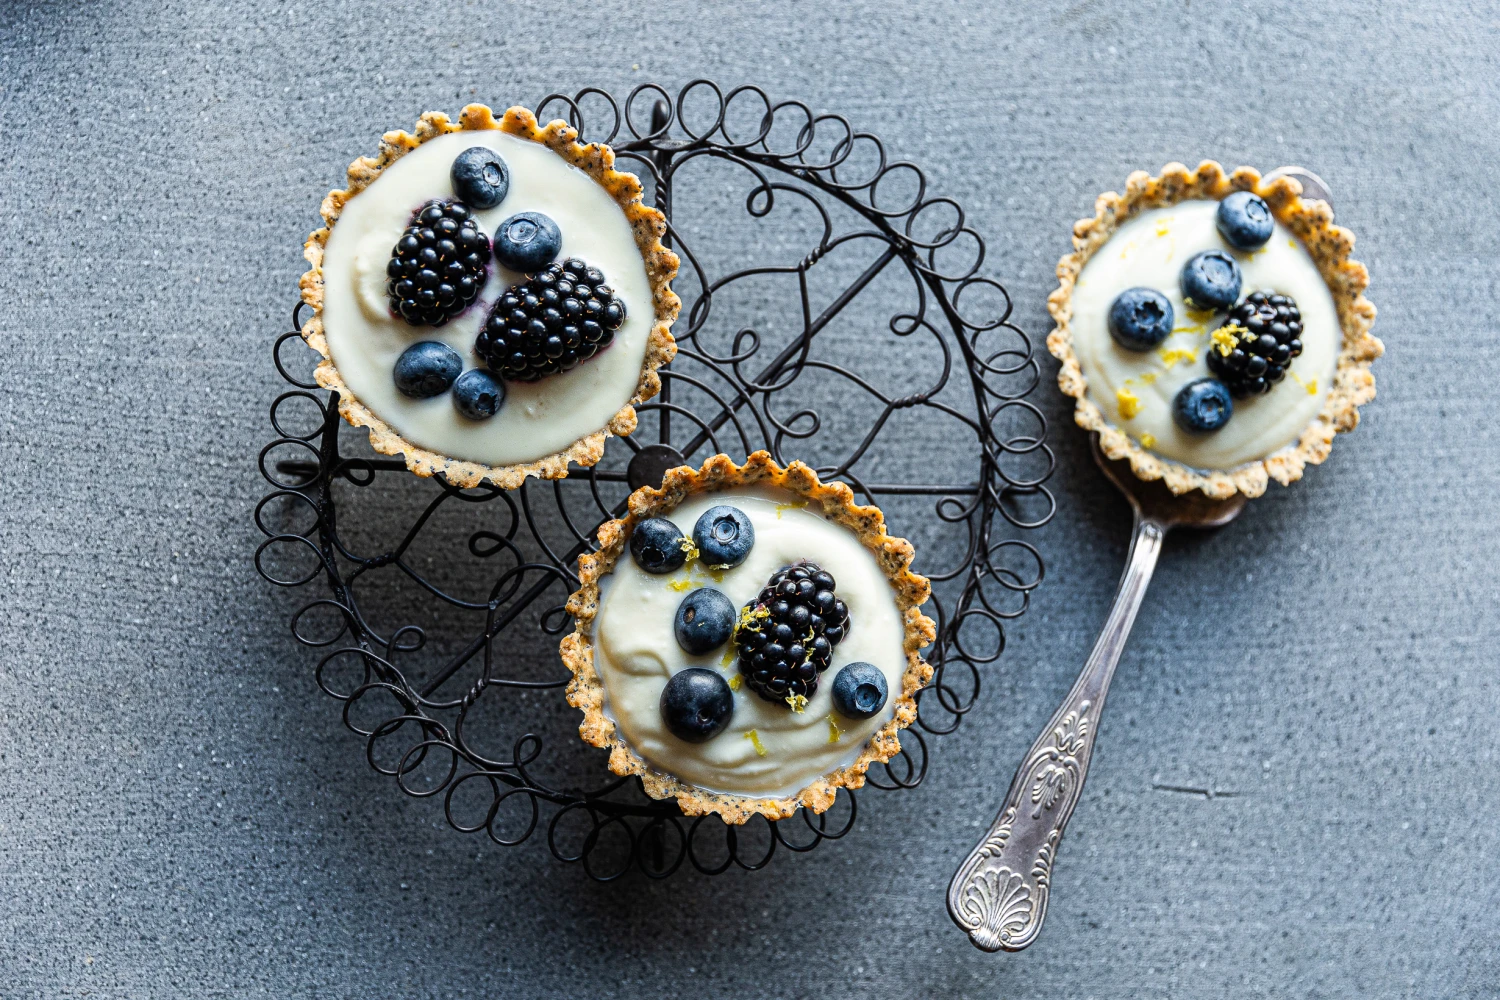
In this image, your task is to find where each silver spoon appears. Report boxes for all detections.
[946,436,1244,950]
[946,165,1329,952]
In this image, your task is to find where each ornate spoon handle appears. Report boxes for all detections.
[947,513,1166,951]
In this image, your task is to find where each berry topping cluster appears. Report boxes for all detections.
[1101,191,1313,436]
[627,503,889,745]
[475,258,627,382]
[385,200,490,327]
[1207,291,1304,398]
[736,562,849,709]
[379,145,636,423]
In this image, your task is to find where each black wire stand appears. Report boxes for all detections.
[256,81,1055,880]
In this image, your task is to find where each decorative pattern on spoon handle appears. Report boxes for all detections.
[947,517,1166,952]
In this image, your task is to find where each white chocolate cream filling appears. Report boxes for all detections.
[1071,200,1339,470]
[592,490,907,798]
[319,130,653,467]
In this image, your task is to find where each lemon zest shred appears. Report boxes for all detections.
[720,646,737,668]
[826,715,844,744]
[1289,370,1319,395]
[1139,433,1156,449]
[736,604,770,631]
[773,500,808,519]
[667,578,693,592]
[1185,306,1217,325]
[1288,238,1298,248]
[744,730,767,757]
[1158,346,1198,369]
[1138,371,1158,385]
[1116,387,1142,420]
[785,693,808,714]
[1211,323,1249,357]
[728,673,743,691]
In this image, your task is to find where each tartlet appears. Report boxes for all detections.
[560,452,937,824]
[1047,161,1382,499]
[299,104,680,489]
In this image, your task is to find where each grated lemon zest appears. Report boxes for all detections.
[1185,306,1217,325]
[1138,371,1158,385]
[728,673,743,691]
[744,730,767,757]
[668,578,693,592]
[1289,370,1319,395]
[1139,433,1156,449]
[1116,387,1142,420]
[773,500,808,519]
[721,646,737,668]
[1211,323,1249,357]
[737,604,770,631]
[785,693,808,714]
[826,715,844,744]
[1158,346,1198,369]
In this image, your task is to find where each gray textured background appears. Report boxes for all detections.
[3,1,1498,997]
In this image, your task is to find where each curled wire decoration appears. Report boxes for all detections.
[256,81,1053,879]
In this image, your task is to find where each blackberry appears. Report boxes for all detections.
[1206,291,1304,398]
[386,200,490,327]
[474,258,628,382]
[735,561,850,710]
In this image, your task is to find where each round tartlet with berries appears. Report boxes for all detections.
[1047,161,1382,499]
[299,104,679,489]
[561,452,936,824]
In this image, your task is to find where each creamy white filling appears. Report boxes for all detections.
[1071,201,1339,470]
[592,490,908,798]
[320,129,653,466]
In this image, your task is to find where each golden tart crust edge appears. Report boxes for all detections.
[298,104,681,491]
[1046,160,1383,500]
[560,452,938,826]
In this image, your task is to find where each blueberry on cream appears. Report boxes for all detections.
[692,505,755,569]
[1180,249,1242,311]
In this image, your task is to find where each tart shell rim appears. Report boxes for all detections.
[1045,160,1382,499]
[298,104,681,491]
[559,451,938,826]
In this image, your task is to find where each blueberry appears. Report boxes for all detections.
[692,505,755,569]
[830,662,888,720]
[659,667,734,744]
[1107,287,1174,351]
[451,368,505,420]
[1172,377,1233,433]
[1216,191,1274,251]
[450,146,510,210]
[493,211,562,273]
[673,588,737,655]
[1180,250,1242,310]
[629,517,689,574]
[393,341,463,398]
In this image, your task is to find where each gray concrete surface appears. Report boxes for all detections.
[3,1,1498,997]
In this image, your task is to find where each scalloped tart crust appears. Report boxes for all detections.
[1047,161,1382,499]
[561,453,937,825]
[300,105,679,490]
